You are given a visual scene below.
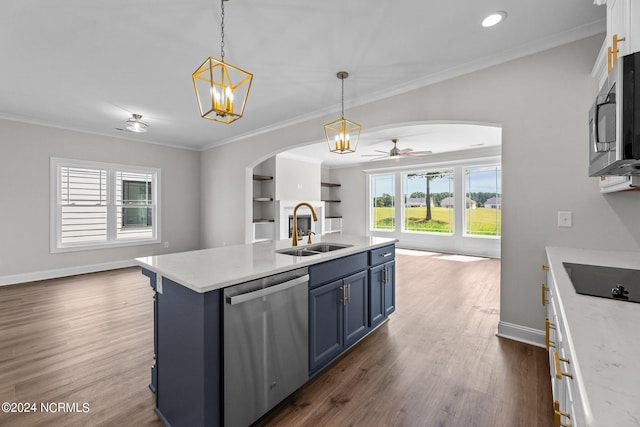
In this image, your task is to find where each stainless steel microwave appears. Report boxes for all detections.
[589,51,640,177]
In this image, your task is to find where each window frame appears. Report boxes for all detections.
[50,157,161,253]
[369,173,396,232]
[401,169,455,236]
[462,164,501,239]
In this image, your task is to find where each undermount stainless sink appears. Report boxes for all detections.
[275,243,353,257]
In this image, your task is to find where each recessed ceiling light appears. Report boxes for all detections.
[482,11,507,28]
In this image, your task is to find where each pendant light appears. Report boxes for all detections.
[324,71,361,154]
[192,0,253,124]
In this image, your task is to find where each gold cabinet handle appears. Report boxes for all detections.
[347,283,351,304]
[612,33,626,66]
[608,45,614,73]
[542,264,550,271]
[553,400,572,427]
[542,283,549,306]
[340,285,346,305]
[383,267,388,284]
[553,351,573,379]
[545,318,556,350]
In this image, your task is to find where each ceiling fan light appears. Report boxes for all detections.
[124,114,149,133]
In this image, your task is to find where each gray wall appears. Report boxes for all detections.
[201,35,640,336]
[274,155,320,201]
[0,119,201,282]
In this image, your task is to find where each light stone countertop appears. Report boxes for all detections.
[545,246,640,427]
[136,234,397,293]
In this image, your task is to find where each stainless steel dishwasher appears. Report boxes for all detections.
[223,267,309,427]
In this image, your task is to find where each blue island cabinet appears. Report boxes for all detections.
[307,246,397,376]
[139,242,396,427]
[369,245,396,328]
[141,269,223,427]
[308,270,369,374]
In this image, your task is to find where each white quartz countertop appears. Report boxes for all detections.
[136,234,397,293]
[545,246,640,427]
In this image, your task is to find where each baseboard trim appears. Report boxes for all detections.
[497,321,545,348]
[0,260,137,286]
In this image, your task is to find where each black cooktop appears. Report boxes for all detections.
[563,262,640,303]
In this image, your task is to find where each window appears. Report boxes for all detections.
[403,170,454,234]
[464,165,501,237]
[51,158,160,252]
[370,174,395,231]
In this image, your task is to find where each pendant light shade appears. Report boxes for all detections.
[324,71,360,154]
[192,0,253,124]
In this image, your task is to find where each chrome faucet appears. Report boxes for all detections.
[291,202,318,246]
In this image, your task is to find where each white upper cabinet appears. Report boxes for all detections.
[607,0,640,58]
[593,0,640,87]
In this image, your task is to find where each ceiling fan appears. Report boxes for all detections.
[362,139,432,160]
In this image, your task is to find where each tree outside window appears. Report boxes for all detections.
[404,171,454,233]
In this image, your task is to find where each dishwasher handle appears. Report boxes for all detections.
[226,274,309,305]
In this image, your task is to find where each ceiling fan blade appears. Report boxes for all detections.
[361,153,389,157]
[406,150,433,155]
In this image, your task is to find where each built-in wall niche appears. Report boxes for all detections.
[321,182,342,234]
[252,158,276,242]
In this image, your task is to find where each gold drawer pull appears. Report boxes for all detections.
[545,318,556,350]
[553,400,572,427]
[542,264,550,271]
[553,351,573,379]
[542,283,549,306]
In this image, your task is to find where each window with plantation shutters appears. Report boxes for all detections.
[60,166,108,244]
[51,158,161,252]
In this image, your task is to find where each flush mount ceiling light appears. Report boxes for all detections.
[192,0,253,124]
[324,71,361,154]
[482,11,507,28]
[124,114,149,133]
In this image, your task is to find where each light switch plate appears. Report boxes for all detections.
[558,211,572,227]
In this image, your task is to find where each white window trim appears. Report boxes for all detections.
[368,173,397,233]
[400,169,455,235]
[50,157,162,253]
[462,164,501,239]
[366,158,501,241]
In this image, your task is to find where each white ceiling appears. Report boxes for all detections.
[0,1,604,153]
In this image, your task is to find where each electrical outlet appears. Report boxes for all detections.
[163,241,169,248]
[558,211,572,227]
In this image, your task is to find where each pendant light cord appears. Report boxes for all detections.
[341,77,345,119]
[220,0,225,61]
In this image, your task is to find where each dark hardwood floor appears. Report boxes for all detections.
[0,250,553,427]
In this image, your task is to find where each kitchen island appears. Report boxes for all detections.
[545,247,640,427]
[137,234,397,427]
